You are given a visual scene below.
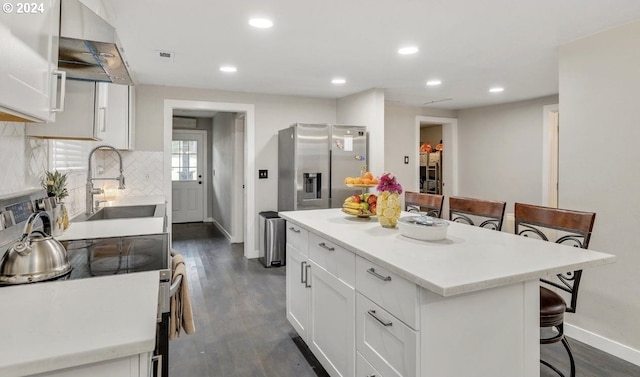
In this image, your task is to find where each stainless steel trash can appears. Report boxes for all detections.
[258,211,286,267]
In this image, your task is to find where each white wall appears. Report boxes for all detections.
[212,112,234,233]
[337,89,385,174]
[455,95,558,212]
[559,19,640,356]
[384,103,456,194]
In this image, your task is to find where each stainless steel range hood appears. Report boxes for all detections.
[58,0,134,85]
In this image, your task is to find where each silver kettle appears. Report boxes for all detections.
[0,211,72,284]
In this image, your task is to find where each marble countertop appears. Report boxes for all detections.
[0,271,159,377]
[279,209,616,297]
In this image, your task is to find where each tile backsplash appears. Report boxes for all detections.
[0,122,47,197]
[0,122,164,217]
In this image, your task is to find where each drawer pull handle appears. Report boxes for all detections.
[301,261,307,284]
[289,227,301,233]
[318,242,335,251]
[305,264,312,288]
[367,268,392,281]
[367,310,393,327]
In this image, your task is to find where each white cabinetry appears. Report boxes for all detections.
[285,225,310,341]
[98,83,135,149]
[0,0,64,123]
[30,352,152,377]
[26,81,135,149]
[308,235,355,377]
[355,257,419,377]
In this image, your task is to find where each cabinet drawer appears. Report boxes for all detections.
[355,256,420,329]
[357,351,383,377]
[309,233,355,287]
[286,223,308,255]
[356,293,419,377]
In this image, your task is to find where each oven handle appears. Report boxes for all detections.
[169,274,182,298]
[151,354,162,377]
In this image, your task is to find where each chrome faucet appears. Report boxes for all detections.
[86,145,125,215]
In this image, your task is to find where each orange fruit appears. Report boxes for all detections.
[354,177,364,184]
[364,172,374,179]
[371,178,379,184]
[362,178,372,185]
[346,177,355,184]
[344,177,351,184]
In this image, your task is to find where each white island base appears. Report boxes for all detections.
[281,209,614,377]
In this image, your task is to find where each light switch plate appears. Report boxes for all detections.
[259,169,268,179]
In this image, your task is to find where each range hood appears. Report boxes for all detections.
[58,0,134,85]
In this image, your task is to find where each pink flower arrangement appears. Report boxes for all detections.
[376,172,403,194]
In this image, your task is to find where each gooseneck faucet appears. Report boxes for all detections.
[86,145,125,215]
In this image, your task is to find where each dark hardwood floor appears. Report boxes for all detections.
[170,222,640,377]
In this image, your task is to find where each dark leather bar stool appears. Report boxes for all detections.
[448,196,506,230]
[514,202,596,377]
[404,191,444,218]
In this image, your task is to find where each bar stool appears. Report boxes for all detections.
[404,191,444,218]
[514,202,596,377]
[448,196,506,230]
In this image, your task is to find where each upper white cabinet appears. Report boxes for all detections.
[98,83,135,150]
[26,80,135,149]
[0,0,64,123]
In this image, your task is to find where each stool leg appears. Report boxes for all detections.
[561,335,576,377]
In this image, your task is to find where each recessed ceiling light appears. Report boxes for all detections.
[398,46,419,55]
[249,18,273,28]
[332,78,346,85]
[489,87,504,93]
[426,80,442,86]
[220,65,237,73]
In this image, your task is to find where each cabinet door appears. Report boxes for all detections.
[286,246,310,341]
[99,84,134,149]
[26,80,100,139]
[0,0,60,122]
[309,261,355,377]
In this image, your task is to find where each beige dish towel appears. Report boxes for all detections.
[170,253,195,340]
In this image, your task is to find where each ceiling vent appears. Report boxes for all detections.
[157,50,175,62]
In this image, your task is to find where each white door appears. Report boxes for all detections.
[172,131,205,223]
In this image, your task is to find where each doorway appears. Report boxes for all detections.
[164,100,256,258]
[171,130,206,223]
[414,116,459,214]
[542,104,559,207]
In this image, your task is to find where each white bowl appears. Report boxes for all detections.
[398,215,449,241]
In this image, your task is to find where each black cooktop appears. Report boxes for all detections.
[62,233,169,280]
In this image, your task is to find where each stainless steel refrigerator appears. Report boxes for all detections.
[278,123,368,211]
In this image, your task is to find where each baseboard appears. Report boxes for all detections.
[565,323,640,366]
[211,219,233,242]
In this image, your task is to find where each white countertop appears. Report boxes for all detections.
[0,271,159,377]
[279,209,616,297]
[58,196,166,241]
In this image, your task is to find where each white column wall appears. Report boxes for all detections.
[559,19,640,357]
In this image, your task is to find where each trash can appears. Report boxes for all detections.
[258,211,286,267]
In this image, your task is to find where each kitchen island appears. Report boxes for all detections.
[280,208,615,377]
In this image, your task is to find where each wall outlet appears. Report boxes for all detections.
[144,173,150,182]
[258,170,268,179]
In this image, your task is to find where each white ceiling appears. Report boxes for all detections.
[104,0,640,110]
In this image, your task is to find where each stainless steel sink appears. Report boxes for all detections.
[86,205,157,221]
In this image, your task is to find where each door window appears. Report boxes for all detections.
[171,140,198,181]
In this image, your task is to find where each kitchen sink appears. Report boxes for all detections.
[85,205,158,221]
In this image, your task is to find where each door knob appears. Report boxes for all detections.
[198,174,202,178]
[198,181,202,184]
